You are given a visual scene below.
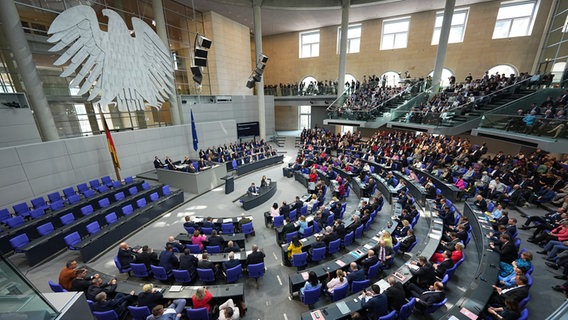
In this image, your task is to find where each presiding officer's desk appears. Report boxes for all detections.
[0,179,144,255]
[410,166,461,202]
[240,181,277,210]
[444,201,500,319]
[299,201,443,320]
[77,188,184,262]
[157,164,227,195]
[20,184,170,266]
[235,154,284,175]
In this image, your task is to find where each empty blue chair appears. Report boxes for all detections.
[310,246,326,262]
[6,216,25,228]
[201,227,213,235]
[0,208,11,224]
[247,262,265,282]
[50,191,65,203]
[301,205,308,216]
[186,244,201,254]
[59,213,75,226]
[222,223,234,234]
[136,198,147,209]
[197,268,216,284]
[162,185,170,195]
[113,256,132,274]
[273,215,284,228]
[289,209,297,222]
[424,297,447,313]
[331,282,349,301]
[300,284,321,307]
[186,307,209,320]
[441,273,450,286]
[326,214,334,227]
[226,265,242,283]
[31,197,49,211]
[150,265,171,281]
[114,192,125,201]
[379,310,397,320]
[105,212,118,225]
[83,189,95,198]
[518,308,529,320]
[292,252,308,269]
[328,238,341,255]
[13,202,29,216]
[97,185,109,193]
[77,183,89,194]
[302,225,314,238]
[48,280,67,292]
[351,279,370,293]
[68,194,81,204]
[37,222,54,236]
[122,204,134,216]
[64,231,81,250]
[128,186,138,195]
[128,306,151,320]
[141,182,150,190]
[368,261,381,280]
[92,310,119,320]
[50,200,64,211]
[101,176,113,187]
[10,233,29,252]
[172,269,192,284]
[86,221,101,235]
[398,298,416,320]
[205,245,221,253]
[98,198,110,208]
[80,205,93,216]
[124,176,134,184]
[29,208,45,219]
[354,224,364,239]
[131,263,151,279]
[89,179,101,189]
[286,231,298,243]
[149,192,159,202]
[112,180,121,188]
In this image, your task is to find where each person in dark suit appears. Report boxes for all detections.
[179,249,198,281]
[153,156,165,168]
[183,216,200,232]
[322,226,339,245]
[136,245,158,270]
[202,217,218,231]
[309,236,326,259]
[164,156,175,170]
[246,245,265,265]
[223,251,241,272]
[197,252,219,280]
[137,283,164,311]
[280,201,290,219]
[437,206,455,226]
[413,281,446,312]
[474,194,488,212]
[92,291,135,315]
[247,182,259,195]
[223,240,240,253]
[260,175,269,188]
[409,256,437,290]
[207,230,225,250]
[165,236,185,252]
[117,242,136,269]
[489,275,530,307]
[433,251,455,278]
[347,262,366,284]
[293,196,304,213]
[385,276,406,312]
[280,218,298,243]
[158,246,178,273]
[398,229,417,253]
[490,234,518,264]
[71,268,99,294]
[374,240,394,269]
[359,284,389,320]
[361,249,379,274]
[363,178,376,197]
[438,233,461,252]
[86,278,118,301]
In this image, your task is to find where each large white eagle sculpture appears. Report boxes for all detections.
[47,5,174,111]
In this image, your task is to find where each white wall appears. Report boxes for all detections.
[0,108,42,148]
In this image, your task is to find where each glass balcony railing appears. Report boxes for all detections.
[479,114,567,139]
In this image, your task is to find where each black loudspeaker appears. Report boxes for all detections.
[260,54,268,63]
[191,67,202,84]
[253,73,262,82]
[246,78,255,89]
[195,49,208,59]
[196,34,212,49]
[194,57,207,67]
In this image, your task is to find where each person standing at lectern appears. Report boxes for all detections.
[260,175,269,188]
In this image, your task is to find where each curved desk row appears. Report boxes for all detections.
[183,215,254,232]
[239,182,277,211]
[299,201,444,320]
[76,189,184,262]
[0,179,143,255]
[393,171,427,207]
[20,185,169,266]
[410,167,461,202]
[235,155,284,176]
[175,233,247,251]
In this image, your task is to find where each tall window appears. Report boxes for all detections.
[299,105,311,129]
[432,8,469,45]
[300,30,320,58]
[428,68,455,88]
[380,72,402,87]
[492,0,540,39]
[551,62,566,84]
[337,24,362,54]
[487,64,518,77]
[381,17,410,50]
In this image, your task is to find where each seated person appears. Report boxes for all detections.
[409,281,446,312]
[138,283,164,311]
[247,182,259,195]
[207,230,225,250]
[218,298,241,320]
[147,299,187,320]
[92,290,135,315]
[165,236,185,252]
[398,229,417,252]
[223,251,241,272]
[71,268,100,294]
[87,277,118,301]
[137,245,159,270]
[117,242,137,269]
[158,246,179,273]
[223,240,240,253]
[153,156,165,168]
[432,251,455,278]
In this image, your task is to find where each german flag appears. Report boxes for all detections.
[100,111,121,170]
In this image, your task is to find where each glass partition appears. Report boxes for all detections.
[0,256,58,319]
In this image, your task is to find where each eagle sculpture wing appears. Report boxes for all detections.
[132,18,174,109]
[47,5,105,101]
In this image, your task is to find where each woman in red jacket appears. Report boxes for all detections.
[192,287,213,312]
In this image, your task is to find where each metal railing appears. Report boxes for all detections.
[479,114,567,139]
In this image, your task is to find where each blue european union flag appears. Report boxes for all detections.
[191,109,198,151]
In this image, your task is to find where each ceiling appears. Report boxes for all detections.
[184,0,495,36]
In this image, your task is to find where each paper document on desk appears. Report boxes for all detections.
[246,250,252,255]
[377,279,390,292]
[364,244,373,250]
[408,264,420,271]
[234,253,241,260]
[460,307,479,320]
[335,260,346,267]
[223,218,233,223]
[169,285,183,292]
[336,301,350,315]
[192,217,203,223]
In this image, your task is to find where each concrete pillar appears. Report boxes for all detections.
[431,0,455,94]
[0,1,59,141]
[152,0,182,125]
[337,0,350,97]
[253,0,266,139]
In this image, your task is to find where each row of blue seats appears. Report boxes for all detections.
[0,176,135,225]
[9,185,170,253]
